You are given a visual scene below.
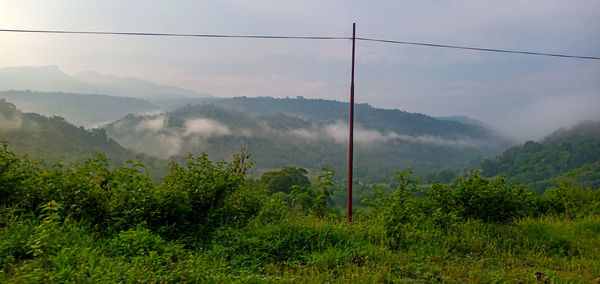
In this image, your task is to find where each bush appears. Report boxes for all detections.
[154,151,258,238]
[109,226,166,258]
[260,166,310,194]
[429,172,537,223]
[538,174,600,218]
[290,168,338,217]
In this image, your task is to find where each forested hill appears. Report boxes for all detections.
[155,96,500,140]
[0,99,134,165]
[0,90,160,127]
[481,120,600,192]
[105,98,510,182]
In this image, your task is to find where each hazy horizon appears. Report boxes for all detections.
[2,1,599,141]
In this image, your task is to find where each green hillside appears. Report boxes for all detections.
[482,120,600,192]
[156,96,500,139]
[0,99,167,179]
[105,98,510,182]
[0,99,131,162]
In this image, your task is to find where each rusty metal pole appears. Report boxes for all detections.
[348,23,356,224]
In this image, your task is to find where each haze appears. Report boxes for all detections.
[1,0,599,141]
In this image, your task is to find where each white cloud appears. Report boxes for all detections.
[135,115,166,132]
[0,110,22,131]
[183,118,231,137]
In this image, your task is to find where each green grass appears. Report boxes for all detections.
[1,213,598,283]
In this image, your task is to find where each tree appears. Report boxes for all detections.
[260,166,310,194]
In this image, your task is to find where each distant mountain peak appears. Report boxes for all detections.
[0,65,211,100]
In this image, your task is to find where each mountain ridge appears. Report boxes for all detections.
[104,97,512,182]
[481,120,600,192]
[0,65,210,100]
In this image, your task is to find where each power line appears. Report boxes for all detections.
[0,28,348,40]
[1,28,599,60]
[357,37,600,60]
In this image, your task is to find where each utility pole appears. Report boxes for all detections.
[347,23,356,224]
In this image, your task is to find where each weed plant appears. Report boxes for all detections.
[1,144,599,282]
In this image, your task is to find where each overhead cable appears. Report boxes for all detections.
[1,28,599,60]
[357,37,600,60]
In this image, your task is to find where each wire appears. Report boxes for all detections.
[357,37,600,60]
[1,28,599,60]
[0,28,348,40]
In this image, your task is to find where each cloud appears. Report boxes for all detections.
[289,128,319,140]
[387,133,490,148]
[297,120,492,148]
[490,93,600,141]
[183,118,231,137]
[0,105,22,131]
[133,132,182,159]
[135,115,166,132]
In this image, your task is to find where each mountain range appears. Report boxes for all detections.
[0,65,209,100]
[104,96,511,182]
[0,65,512,183]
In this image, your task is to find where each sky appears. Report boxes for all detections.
[1,0,599,141]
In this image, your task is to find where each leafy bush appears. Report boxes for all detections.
[0,209,36,273]
[428,172,537,223]
[109,226,166,258]
[260,166,310,194]
[154,151,257,238]
[538,173,600,218]
[290,168,338,217]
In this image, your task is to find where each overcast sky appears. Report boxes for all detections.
[1,0,599,141]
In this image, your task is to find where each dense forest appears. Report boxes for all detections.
[105,97,509,182]
[482,120,600,193]
[0,99,131,163]
[0,99,167,180]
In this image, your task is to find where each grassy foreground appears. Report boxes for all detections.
[1,145,599,282]
[1,213,599,282]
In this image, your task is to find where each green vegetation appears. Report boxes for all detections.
[1,144,598,282]
[0,99,167,181]
[260,166,311,194]
[482,120,600,193]
[0,99,131,163]
[106,98,510,183]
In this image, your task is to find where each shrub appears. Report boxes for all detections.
[154,151,257,238]
[290,168,338,217]
[430,172,537,223]
[538,174,600,218]
[260,166,310,194]
[109,225,166,258]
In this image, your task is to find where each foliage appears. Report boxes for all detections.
[482,120,600,192]
[105,97,509,184]
[1,145,599,282]
[260,166,310,194]
[429,171,537,223]
[290,168,338,217]
[538,171,600,219]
